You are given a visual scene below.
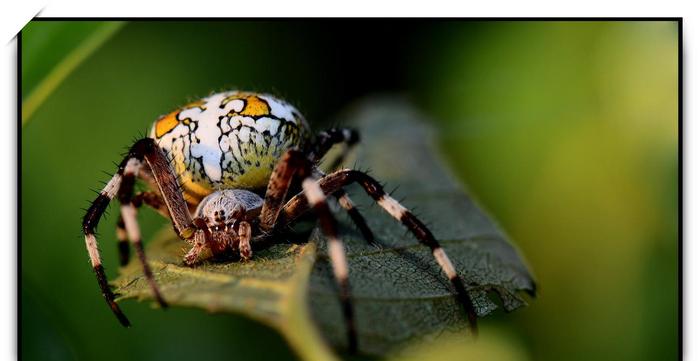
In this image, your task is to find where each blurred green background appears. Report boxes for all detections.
[21,20,678,360]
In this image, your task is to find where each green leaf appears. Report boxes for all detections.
[113,97,536,359]
[21,21,125,125]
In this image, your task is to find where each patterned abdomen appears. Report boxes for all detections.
[150,91,311,203]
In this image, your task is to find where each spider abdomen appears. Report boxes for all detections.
[150,91,311,202]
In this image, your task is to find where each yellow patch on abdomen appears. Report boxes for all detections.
[177,152,279,204]
[154,111,180,138]
[154,100,206,139]
[239,95,270,117]
[222,94,271,117]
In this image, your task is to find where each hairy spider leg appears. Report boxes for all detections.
[113,157,142,267]
[315,167,376,246]
[302,179,358,353]
[120,201,168,309]
[114,162,165,265]
[258,149,359,353]
[310,128,376,245]
[116,191,170,265]
[114,163,175,308]
[279,169,480,335]
[83,138,196,327]
[115,216,130,266]
[258,128,375,245]
[308,127,360,166]
[258,150,307,233]
[116,153,179,308]
[333,188,375,245]
[114,157,182,265]
[119,191,170,307]
[237,220,252,260]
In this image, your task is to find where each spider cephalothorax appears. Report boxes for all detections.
[187,189,262,262]
[82,90,477,353]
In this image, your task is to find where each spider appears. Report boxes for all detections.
[82,90,478,352]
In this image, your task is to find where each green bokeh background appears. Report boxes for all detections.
[21,20,678,360]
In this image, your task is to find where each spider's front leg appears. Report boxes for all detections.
[260,128,375,245]
[183,217,230,266]
[116,190,170,265]
[180,217,207,266]
[237,221,253,260]
[309,128,376,245]
[258,149,359,353]
[308,127,359,166]
[301,179,358,352]
[83,138,196,326]
[279,169,480,335]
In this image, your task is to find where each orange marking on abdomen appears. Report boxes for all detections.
[154,111,180,138]
[240,95,271,117]
[154,100,205,139]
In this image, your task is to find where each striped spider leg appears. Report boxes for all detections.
[83,138,197,326]
[259,127,374,242]
[115,164,199,266]
[258,149,360,353]
[116,190,170,266]
[309,128,376,245]
[253,128,375,352]
[279,169,480,336]
[258,148,479,353]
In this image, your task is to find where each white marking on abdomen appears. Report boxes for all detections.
[253,117,281,136]
[188,105,223,182]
